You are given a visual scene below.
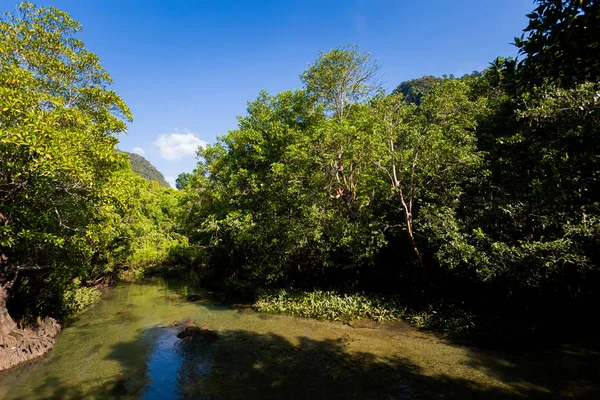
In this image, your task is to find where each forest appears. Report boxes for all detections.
[1,0,599,377]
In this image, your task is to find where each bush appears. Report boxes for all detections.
[253,289,478,335]
[253,289,407,322]
[62,285,102,315]
[165,245,207,268]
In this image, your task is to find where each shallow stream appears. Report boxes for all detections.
[0,279,597,399]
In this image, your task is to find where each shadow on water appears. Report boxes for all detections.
[461,341,600,400]
[151,276,600,400]
[2,278,599,400]
[10,329,598,399]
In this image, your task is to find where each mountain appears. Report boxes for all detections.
[124,152,171,188]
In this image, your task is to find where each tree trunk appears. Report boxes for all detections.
[404,213,423,266]
[0,284,61,371]
[0,285,17,330]
[398,191,423,267]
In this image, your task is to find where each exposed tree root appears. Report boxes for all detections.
[0,284,61,372]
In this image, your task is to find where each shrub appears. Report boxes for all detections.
[62,285,102,315]
[253,289,407,322]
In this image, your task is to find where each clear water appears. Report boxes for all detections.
[0,279,596,399]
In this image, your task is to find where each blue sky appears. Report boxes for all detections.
[3,0,534,187]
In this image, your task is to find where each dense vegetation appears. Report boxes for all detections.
[1,0,598,370]
[0,3,183,369]
[125,151,170,188]
[177,1,600,337]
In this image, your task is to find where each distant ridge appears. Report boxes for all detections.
[124,151,170,188]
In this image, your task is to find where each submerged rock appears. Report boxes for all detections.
[114,309,137,323]
[176,324,218,342]
[336,334,356,346]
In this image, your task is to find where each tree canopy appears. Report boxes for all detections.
[1,3,183,368]
[515,0,600,87]
[1,0,599,367]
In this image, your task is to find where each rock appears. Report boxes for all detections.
[176,324,218,342]
[114,309,137,322]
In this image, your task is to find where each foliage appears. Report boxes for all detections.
[181,5,600,334]
[125,151,170,187]
[0,3,183,323]
[1,2,131,285]
[97,169,186,280]
[253,289,477,334]
[301,45,381,120]
[254,289,406,322]
[442,75,600,299]
[62,284,102,315]
[182,57,486,283]
[370,81,484,264]
[392,75,444,105]
[175,172,192,190]
[181,88,392,285]
[515,0,600,87]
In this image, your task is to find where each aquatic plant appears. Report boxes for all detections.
[253,289,407,322]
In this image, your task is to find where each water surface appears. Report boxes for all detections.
[0,279,597,399]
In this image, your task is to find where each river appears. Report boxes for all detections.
[0,279,597,399]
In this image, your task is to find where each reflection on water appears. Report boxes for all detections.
[141,325,214,400]
[143,326,185,400]
[0,279,597,399]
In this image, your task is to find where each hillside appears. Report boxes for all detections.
[124,152,170,187]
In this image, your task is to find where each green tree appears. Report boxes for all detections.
[459,72,600,296]
[301,45,381,120]
[176,172,193,190]
[0,2,132,369]
[392,75,444,105]
[515,0,600,87]
[371,80,483,265]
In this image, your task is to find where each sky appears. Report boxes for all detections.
[2,0,534,188]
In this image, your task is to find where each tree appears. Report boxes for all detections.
[372,80,483,266]
[392,76,444,105]
[459,72,600,296]
[515,0,600,87]
[176,173,193,190]
[0,2,131,369]
[301,45,381,120]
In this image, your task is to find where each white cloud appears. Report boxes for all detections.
[165,176,176,189]
[131,147,145,156]
[154,131,207,160]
